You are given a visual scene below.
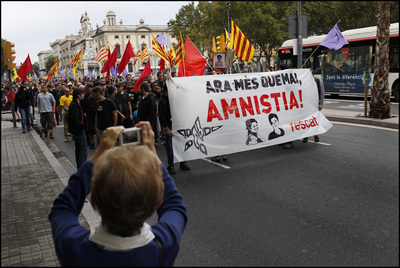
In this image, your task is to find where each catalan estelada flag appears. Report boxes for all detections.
[95,44,108,63]
[168,45,176,67]
[69,48,84,66]
[48,58,59,80]
[229,20,254,63]
[175,32,184,66]
[141,47,149,66]
[225,29,231,50]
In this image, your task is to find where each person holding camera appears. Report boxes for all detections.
[49,121,188,266]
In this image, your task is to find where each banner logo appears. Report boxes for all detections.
[177,116,222,156]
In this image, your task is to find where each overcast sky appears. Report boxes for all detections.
[1,1,193,66]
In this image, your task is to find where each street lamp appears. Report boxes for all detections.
[167,22,171,47]
[226,2,231,33]
[226,2,231,74]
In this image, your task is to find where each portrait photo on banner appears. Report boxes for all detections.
[213,52,226,69]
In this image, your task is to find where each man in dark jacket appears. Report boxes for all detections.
[68,88,87,169]
[83,83,97,149]
[116,83,133,128]
[158,85,190,174]
[137,82,156,133]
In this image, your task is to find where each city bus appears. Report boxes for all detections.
[278,23,399,101]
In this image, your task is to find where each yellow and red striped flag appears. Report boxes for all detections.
[133,48,141,66]
[48,58,59,80]
[175,32,184,66]
[95,44,108,63]
[141,47,149,65]
[168,45,176,66]
[69,48,84,66]
[229,20,254,63]
[225,29,231,49]
[151,35,170,63]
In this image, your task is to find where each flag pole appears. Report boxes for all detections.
[301,44,320,69]
[250,61,256,72]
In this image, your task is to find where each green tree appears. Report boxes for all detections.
[45,56,57,71]
[31,62,39,77]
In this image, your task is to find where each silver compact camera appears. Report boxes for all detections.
[119,127,142,145]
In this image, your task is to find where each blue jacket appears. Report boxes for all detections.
[49,161,187,267]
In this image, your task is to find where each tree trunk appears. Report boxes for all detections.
[369,1,391,119]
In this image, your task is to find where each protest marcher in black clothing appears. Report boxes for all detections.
[91,86,117,141]
[83,83,96,149]
[68,88,87,169]
[107,86,124,126]
[137,82,156,134]
[116,83,133,128]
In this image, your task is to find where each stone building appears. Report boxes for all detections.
[39,10,176,79]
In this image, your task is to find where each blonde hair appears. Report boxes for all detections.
[91,145,164,236]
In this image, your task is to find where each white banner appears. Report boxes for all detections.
[167,69,333,162]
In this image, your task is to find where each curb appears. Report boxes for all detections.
[325,115,398,130]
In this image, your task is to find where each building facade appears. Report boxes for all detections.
[40,10,177,79]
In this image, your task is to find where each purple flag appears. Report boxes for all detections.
[62,69,66,79]
[156,33,167,46]
[86,71,92,79]
[110,65,117,76]
[320,20,349,50]
[121,68,128,80]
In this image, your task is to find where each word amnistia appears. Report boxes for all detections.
[207,90,303,122]
[206,72,301,93]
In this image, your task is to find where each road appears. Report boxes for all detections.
[43,98,399,266]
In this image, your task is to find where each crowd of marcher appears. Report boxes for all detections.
[1,71,192,173]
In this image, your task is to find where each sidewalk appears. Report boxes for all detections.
[1,109,398,267]
[1,112,100,267]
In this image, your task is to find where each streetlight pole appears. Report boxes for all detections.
[297,1,303,69]
[226,2,231,33]
[226,2,231,74]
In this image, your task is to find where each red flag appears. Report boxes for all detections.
[159,57,165,72]
[101,47,111,73]
[17,54,33,81]
[118,40,135,75]
[133,60,151,92]
[178,37,206,77]
[107,44,118,72]
[101,44,118,74]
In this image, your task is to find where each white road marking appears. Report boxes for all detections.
[202,158,231,169]
[297,139,331,146]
